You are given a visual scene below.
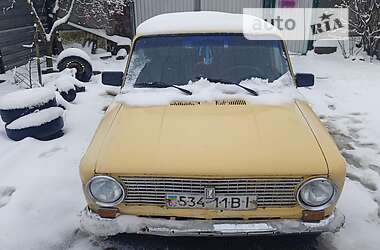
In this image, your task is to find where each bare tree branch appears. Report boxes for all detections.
[339,0,380,57]
[2,0,16,15]
[46,0,75,41]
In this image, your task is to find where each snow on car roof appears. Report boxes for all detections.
[136,11,283,39]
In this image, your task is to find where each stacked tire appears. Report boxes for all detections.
[0,88,64,141]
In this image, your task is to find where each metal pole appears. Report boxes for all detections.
[0,49,5,74]
[34,31,43,87]
[194,0,201,11]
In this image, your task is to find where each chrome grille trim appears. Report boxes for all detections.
[120,177,303,208]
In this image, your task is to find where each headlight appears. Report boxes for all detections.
[297,178,337,210]
[86,176,125,207]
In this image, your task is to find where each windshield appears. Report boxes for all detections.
[126,34,290,86]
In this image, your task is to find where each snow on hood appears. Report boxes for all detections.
[116,72,301,107]
[0,87,55,110]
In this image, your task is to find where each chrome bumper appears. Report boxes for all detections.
[80,208,345,237]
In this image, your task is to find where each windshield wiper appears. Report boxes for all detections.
[134,82,192,95]
[196,77,258,96]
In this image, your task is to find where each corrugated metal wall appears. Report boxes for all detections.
[133,0,311,54]
[281,0,314,54]
[201,0,263,13]
[134,0,194,26]
[133,0,265,25]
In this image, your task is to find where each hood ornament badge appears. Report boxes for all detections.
[204,187,216,199]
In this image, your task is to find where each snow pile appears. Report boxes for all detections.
[0,87,55,110]
[55,75,76,93]
[6,107,64,130]
[57,48,92,65]
[80,209,189,237]
[44,69,82,93]
[117,73,299,107]
[116,48,128,58]
[55,92,71,110]
[137,11,282,39]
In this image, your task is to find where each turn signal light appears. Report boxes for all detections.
[302,210,325,222]
[96,207,119,219]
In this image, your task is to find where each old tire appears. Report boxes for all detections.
[5,108,64,141]
[74,84,86,93]
[59,89,76,103]
[57,56,93,82]
[0,89,57,124]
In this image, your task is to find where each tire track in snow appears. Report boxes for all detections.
[321,114,380,218]
[0,186,16,208]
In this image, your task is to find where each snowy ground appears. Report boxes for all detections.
[293,53,380,250]
[0,49,380,250]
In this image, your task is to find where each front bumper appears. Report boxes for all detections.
[80,208,345,237]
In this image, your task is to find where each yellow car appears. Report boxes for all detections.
[80,12,346,237]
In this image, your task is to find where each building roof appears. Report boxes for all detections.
[136,11,283,39]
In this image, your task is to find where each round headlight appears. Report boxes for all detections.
[86,176,125,207]
[297,178,337,210]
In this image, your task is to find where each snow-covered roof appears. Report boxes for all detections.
[136,11,283,39]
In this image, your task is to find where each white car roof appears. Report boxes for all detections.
[136,11,283,39]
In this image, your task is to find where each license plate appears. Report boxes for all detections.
[166,194,257,210]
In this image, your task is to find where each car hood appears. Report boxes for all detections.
[94,101,328,177]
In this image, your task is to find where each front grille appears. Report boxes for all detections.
[120,177,303,208]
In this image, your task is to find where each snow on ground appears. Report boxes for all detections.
[293,52,380,250]
[0,47,380,250]
[0,49,125,250]
[0,80,109,249]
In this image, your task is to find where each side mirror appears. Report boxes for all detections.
[102,71,124,87]
[295,73,315,88]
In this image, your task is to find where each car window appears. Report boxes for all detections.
[126,34,290,86]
